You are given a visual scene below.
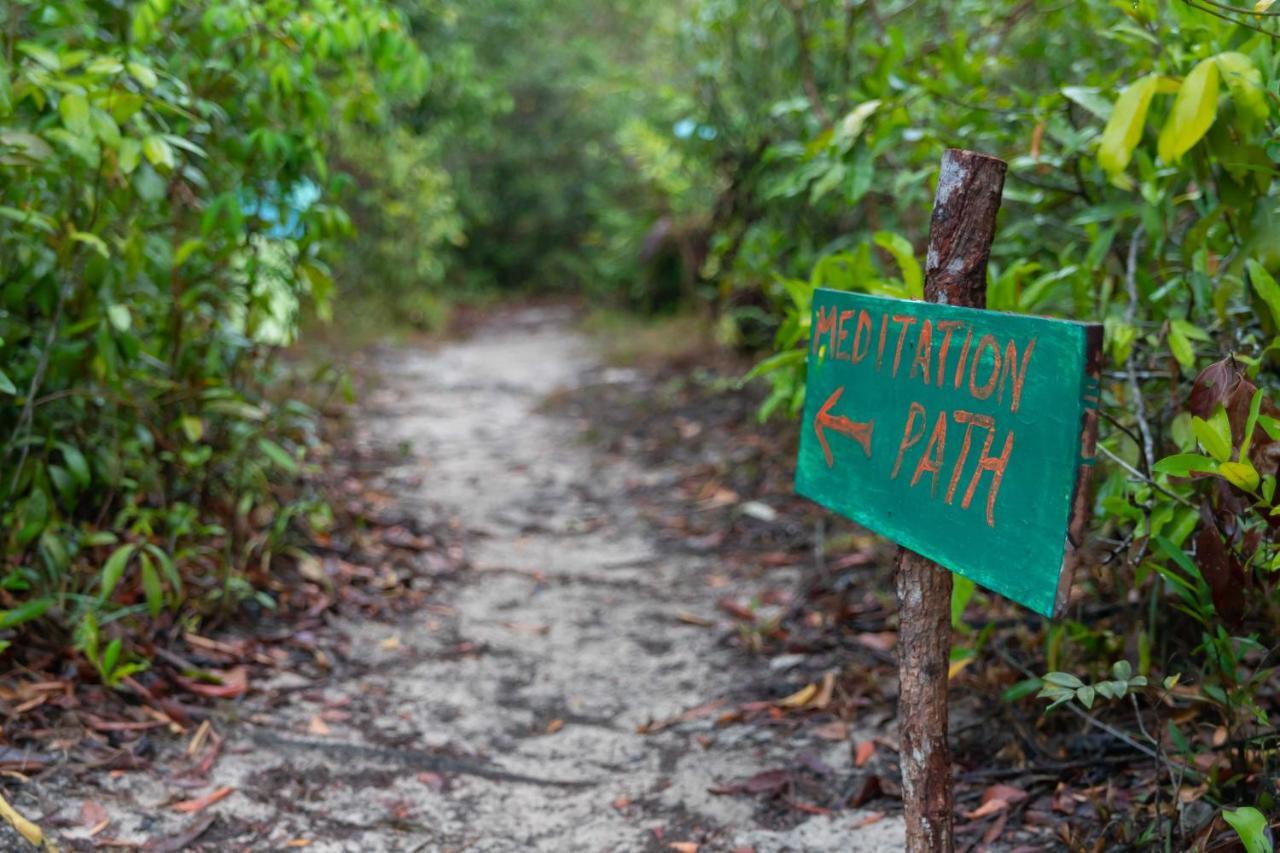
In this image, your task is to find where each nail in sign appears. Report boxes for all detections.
[796,289,1102,616]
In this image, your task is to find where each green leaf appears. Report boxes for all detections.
[174,238,204,268]
[1222,807,1273,853]
[1215,52,1268,124]
[1247,261,1280,329]
[257,437,299,473]
[1098,75,1158,178]
[0,368,16,395]
[71,230,110,259]
[872,231,923,299]
[1062,86,1113,121]
[101,637,122,679]
[1001,678,1043,702]
[1111,660,1133,681]
[1219,460,1261,492]
[742,348,806,382]
[106,304,131,331]
[117,138,142,174]
[1192,411,1232,462]
[180,415,203,443]
[140,554,163,617]
[1152,453,1216,477]
[142,135,175,171]
[1157,58,1220,164]
[17,489,49,545]
[1242,390,1264,459]
[59,93,91,135]
[1042,671,1085,689]
[1076,685,1096,709]
[58,443,91,487]
[0,205,55,234]
[0,598,52,630]
[126,61,158,89]
[1168,322,1194,370]
[833,99,881,151]
[17,42,60,70]
[99,543,137,600]
[951,575,975,628]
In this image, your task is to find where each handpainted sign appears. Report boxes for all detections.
[796,288,1102,617]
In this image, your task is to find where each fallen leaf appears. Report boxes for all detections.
[175,666,248,699]
[717,598,755,622]
[947,656,974,680]
[80,800,109,828]
[146,812,217,852]
[786,798,831,815]
[810,671,835,709]
[612,796,631,810]
[848,775,883,807]
[854,740,876,768]
[545,718,564,735]
[675,611,714,627]
[812,720,848,741]
[186,721,212,757]
[982,783,1029,805]
[964,798,1010,819]
[307,716,331,736]
[285,840,312,848]
[981,811,1009,846]
[171,786,234,814]
[777,683,818,708]
[669,843,699,853]
[379,635,402,651]
[854,632,897,652]
[853,811,885,828]
[709,768,791,796]
[416,771,446,791]
[0,791,47,849]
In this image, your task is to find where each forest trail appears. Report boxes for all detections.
[15,307,904,852]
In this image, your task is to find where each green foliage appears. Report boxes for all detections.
[1224,806,1275,853]
[720,0,1279,812]
[0,0,425,675]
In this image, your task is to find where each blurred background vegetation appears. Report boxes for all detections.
[1,0,1279,842]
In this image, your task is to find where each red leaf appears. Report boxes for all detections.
[171,786,234,814]
[1195,520,1246,627]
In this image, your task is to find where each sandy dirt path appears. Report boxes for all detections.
[10,306,905,852]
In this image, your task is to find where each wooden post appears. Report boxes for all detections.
[895,149,1007,853]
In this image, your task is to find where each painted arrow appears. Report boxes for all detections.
[814,386,874,467]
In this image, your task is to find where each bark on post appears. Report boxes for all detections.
[895,149,1007,853]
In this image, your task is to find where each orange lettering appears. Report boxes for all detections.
[910,411,948,496]
[934,320,962,387]
[962,427,1015,527]
[909,319,933,384]
[891,402,927,480]
[814,306,838,355]
[836,309,855,360]
[851,310,872,363]
[946,410,993,504]
[891,314,917,378]
[876,313,888,372]
[968,334,1001,400]
[999,337,1036,413]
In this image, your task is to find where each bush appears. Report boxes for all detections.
[0,0,426,672]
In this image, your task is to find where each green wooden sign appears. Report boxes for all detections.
[796,289,1102,617]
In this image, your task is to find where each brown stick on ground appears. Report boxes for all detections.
[895,149,1006,853]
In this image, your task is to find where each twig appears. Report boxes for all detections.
[1122,226,1156,478]
[1097,444,1195,509]
[785,0,832,127]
